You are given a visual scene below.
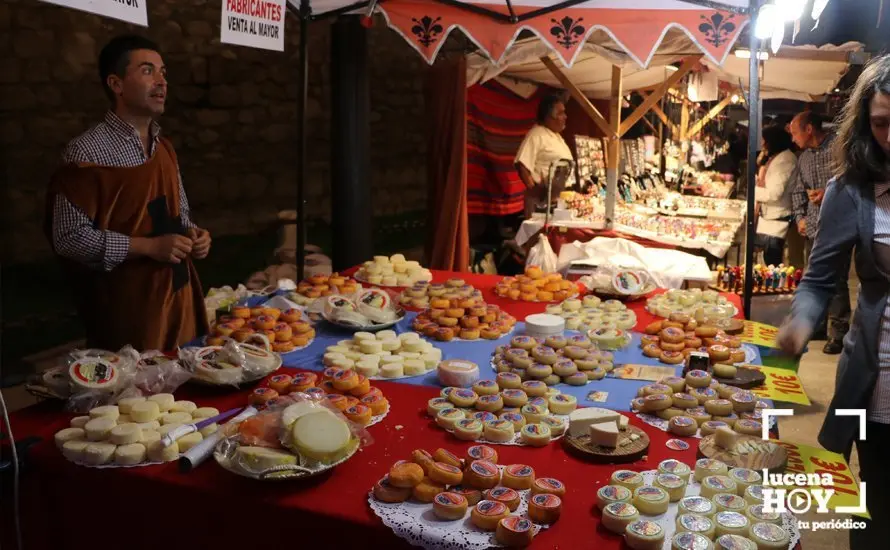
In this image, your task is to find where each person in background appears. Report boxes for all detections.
[515,93,574,218]
[777,54,890,549]
[753,125,797,266]
[44,35,210,352]
[788,111,850,354]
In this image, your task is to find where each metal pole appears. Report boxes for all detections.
[296,1,309,282]
[743,0,761,320]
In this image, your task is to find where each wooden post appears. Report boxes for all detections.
[618,56,700,137]
[680,100,690,142]
[687,95,733,138]
[540,56,612,137]
[605,64,623,229]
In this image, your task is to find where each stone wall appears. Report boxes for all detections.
[0,0,429,264]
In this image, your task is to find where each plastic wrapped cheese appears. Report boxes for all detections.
[437,360,480,388]
[291,411,352,462]
[235,446,298,471]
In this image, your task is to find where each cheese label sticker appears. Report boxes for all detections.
[716,534,753,550]
[636,487,664,500]
[706,477,734,490]
[476,500,507,515]
[502,389,525,399]
[748,504,779,521]
[746,485,764,499]
[473,412,497,423]
[743,365,812,405]
[599,486,628,500]
[507,465,533,477]
[476,380,497,388]
[666,439,690,451]
[614,471,640,482]
[606,502,635,516]
[502,517,531,532]
[456,419,481,430]
[435,492,465,506]
[679,514,711,532]
[532,494,559,507]
[681,497,712,513]
[523,424,545,435]
[672,417,695,427]
[716,511,747,527]
[72,360,116,385]
[500,412,522,423]
[453,389,476,399]
[469,461,498,477]
[656,474,683,488]
[478,395,500,404]
[660,460,687,473]
[730,469,761,483]
[629,520,661,536]
[715,494,745,509]
[536,478,564,490]
[587,391,609,402]
[528,397,547,408]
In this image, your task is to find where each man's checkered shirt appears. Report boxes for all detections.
[53,111,195,271]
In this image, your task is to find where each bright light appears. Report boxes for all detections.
[812,0,831,19]
[731,94,740,104]
[664,65,679,73]
[734,49,770,61]
[776,0,807,21]
[755,4,779,39]
[770,20,785,54]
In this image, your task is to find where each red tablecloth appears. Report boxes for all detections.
[3,271,744,550]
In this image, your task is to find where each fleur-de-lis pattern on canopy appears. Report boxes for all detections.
[698,13,736,47]
[411,16,444,47]
[550,16,586,49]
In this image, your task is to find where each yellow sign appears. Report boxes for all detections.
[773,440,868,519]
[744,365,811,405]
[739,321,780,348]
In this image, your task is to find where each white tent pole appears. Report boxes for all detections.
[605,65,623,229]
[743,0,761,319]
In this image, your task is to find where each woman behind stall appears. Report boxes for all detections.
[777,54,890,549]
[754,124,797,265]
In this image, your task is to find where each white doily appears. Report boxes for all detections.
[736,344,758,365]
[368,407,390,428]
[369,478,549,550]
[65,456,169,468]
[634,470,800,549]
[437,414,568,447]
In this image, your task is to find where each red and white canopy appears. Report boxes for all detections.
[293,0,749,68]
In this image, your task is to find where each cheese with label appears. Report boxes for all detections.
[437,360,480,387]
[589,421,620,448]
[714,426,739,450]
[236,446,298,471]
[69,358,119,391]
[569,407,620,437]
[292,411,353,462]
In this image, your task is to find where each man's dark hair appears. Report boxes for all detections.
[797,111,824,134]
[537,93,566,125]
[98,35,161,102]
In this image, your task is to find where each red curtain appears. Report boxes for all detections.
[425,57,470,272]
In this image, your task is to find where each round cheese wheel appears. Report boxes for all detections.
[89,405,120,420]
[114,443,147,465]
[82,442,117,465]
[117,397,146,415]
[70,416,90,429]
[61,439,89,462]
[146,393,175,412]
[169,400,197,414]
[177,432,203,452]
[161,412,193,425]
[84,417,117,441]
[130,401,161,423]
[191,407,220,420]
[54,428,85,449]
[437,360,480,387]
[146,439,179,462]
[109,423,143,445]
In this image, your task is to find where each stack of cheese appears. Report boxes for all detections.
[568,407,634,449]
[54,394,219,466]
[494,266,578,302]
[492,334,615,386]
[630,370,767,440]
[398,278,481,310]
[545,295,637,333]
[412,297,517,342]
[323,330,441,378]
[426,377,577,446]
[640,318,747,366]
[646,288,735,320]
[596,458,791,550]
[355,254,433,287]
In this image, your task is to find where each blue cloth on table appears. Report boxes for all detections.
[265,311,764,413]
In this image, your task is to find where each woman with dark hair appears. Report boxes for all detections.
[515,93,574,217]
[753,124,797,265]
[778,54,890,549]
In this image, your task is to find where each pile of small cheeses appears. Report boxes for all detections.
[355,254,433,287]
[53,394,219,466]
[631,369,766,440]
[646,288,735,319]
[596,458,792,550]
[567,407,634,449]
[427,376,577,446]
[545,295,637,332]
[398,278,481,310]
[324,330,441,378]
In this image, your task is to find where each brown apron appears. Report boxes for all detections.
[44,138,209,352]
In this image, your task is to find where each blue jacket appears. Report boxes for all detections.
[791,177,889,454]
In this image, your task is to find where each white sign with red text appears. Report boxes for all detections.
[39,0,148,26]
[221,0,286,52]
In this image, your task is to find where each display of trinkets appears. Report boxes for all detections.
[714,264,802,295]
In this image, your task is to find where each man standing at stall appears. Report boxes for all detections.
[45,35,211,352]
[788,111,849,354]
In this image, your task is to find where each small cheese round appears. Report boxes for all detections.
[381,363,405,378]
[146,393,175,412]
[169,400,197,414]
[700,475,738,499]
[117,396,146,414]
[713,511,750,537]
[177,432,203,452]
[146,439,179,462]
[114,443,147,465]
[109,423,143,445]
[130,401,161,423]
[70,416,91,429]
[89,405,120,420]
[82,442,117,465]
[404,359,426,376]
[199,423,219,437]
[137,420,161,431]
[676,513,716,540]
[671,532,714,550]
[140,430,161,446]
[191,407,220,420]
[632,486,670,515]
[54,428,86,449]
[694,458,728,482]
[84,417,117,441]
[157,423,183,436]
[625,520,665,549]
[161,412,193,425]
[654,473,687,502]
[61,439,89,461]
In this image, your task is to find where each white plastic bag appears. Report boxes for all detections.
[527,234,558,274]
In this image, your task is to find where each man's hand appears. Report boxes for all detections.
[797,219,806,235]
[777,319,812,356]
[807,188,825,205]
[189,228,212,259]
[147,234,193,264]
